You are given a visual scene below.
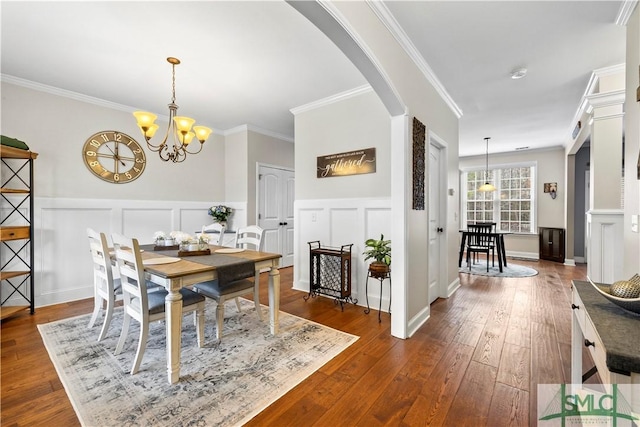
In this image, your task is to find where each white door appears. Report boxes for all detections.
[258,165,294,268]
[428,143,442,304]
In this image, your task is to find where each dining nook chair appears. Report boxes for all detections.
[87,228,122,341]
[201,222,226,245]
[465,224,494,272]
[232,225,264,319]
[468,222,496,264]
[193,225,264,340]
[111,233,205,375]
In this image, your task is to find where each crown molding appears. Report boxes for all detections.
[565,63,625,142]
[0,74,302,139]
[0,73,178,124]
[586,89,626,108]
[593,63,626,78]
[290,84,373,115]
[366,1,463,119]
[1,73,138,114]
[223,124,294,143]
[616,0,638,26]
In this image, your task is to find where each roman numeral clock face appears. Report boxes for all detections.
[82,131,146,183]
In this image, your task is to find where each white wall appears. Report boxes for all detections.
[459,147,566,259]
[624,5,640,278]
[247,130,294,224]
[293,89,391,311]
[294,89,391,200]
[1,82,226,201]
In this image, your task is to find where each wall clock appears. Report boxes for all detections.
[82,130,146,183]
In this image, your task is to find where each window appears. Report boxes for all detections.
[463,165,535,233]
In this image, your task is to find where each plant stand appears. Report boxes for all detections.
[304,241,356,310]
[364,269,391,322]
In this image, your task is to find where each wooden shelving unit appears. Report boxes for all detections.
[1,144,38,320]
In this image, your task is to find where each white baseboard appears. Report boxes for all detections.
[564,259,577,266]
[446,277,460,297]
[574,256,585,264]
[506,250,539,260]
[407,305,430,338]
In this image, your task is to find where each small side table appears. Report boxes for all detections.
[364,270,391,322]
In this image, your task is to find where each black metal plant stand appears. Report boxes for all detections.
[305,241,357,310]
[364,269,391,322]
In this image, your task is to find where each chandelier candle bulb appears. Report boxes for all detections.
[174,116,195,133]
[193,126,213,143]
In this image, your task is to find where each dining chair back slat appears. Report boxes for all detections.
[201,223,226,245]
[112,233,205,375]
[87,228,122,341]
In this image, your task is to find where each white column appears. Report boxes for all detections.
[586,88,625,282]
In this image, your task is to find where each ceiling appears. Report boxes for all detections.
[0,1,628,157]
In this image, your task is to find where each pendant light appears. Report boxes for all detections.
[478,137,496,192]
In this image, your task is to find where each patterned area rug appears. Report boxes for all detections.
[459,262,538,277]
[38,299,358,426]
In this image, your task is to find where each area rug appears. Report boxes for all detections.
[459,262,538,277]
[38,298,358,426]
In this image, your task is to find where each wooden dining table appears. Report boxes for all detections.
[458,230,511,272]
[137,244,282,384]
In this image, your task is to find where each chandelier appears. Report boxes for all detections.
[478,137,496,192]
[133,57,212,163]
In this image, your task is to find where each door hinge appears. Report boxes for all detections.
[258,213,261,219]
[259,174,262,180]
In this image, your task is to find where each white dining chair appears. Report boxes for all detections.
[233,225,264,319]
[87,228,122,341]
[112,233,205,375]
[201,222,226,245]
[193,225,264,340]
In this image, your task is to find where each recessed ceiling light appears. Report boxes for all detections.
[511,68,527,79]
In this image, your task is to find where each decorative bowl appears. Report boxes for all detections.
[588,278,640,316]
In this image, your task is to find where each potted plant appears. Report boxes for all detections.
[154,231,174,246]
[207,205,233,225]
[363,234,391,278]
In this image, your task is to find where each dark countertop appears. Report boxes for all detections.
[572,280,640,375]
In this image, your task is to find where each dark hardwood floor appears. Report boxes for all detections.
[1,259,589,426]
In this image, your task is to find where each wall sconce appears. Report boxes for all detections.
[544,182,558,199]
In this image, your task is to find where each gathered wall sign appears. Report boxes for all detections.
[317,147,376,178]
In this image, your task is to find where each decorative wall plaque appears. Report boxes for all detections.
[412,117,426,210]
[317,148,376,178]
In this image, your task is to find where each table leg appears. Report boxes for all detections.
[500,235,508,267]
[497,237,504,272]
[268,267,280,335]
[165,287,183,384]
[458,232,467,267]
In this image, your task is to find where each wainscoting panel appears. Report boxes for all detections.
[31,198,246,307]
[586,210,623,283]
[294,198,391,310]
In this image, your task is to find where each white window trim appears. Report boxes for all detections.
[461,162,537,235]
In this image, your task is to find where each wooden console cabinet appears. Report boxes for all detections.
[571,281,639,413]
[539,227,565,263]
